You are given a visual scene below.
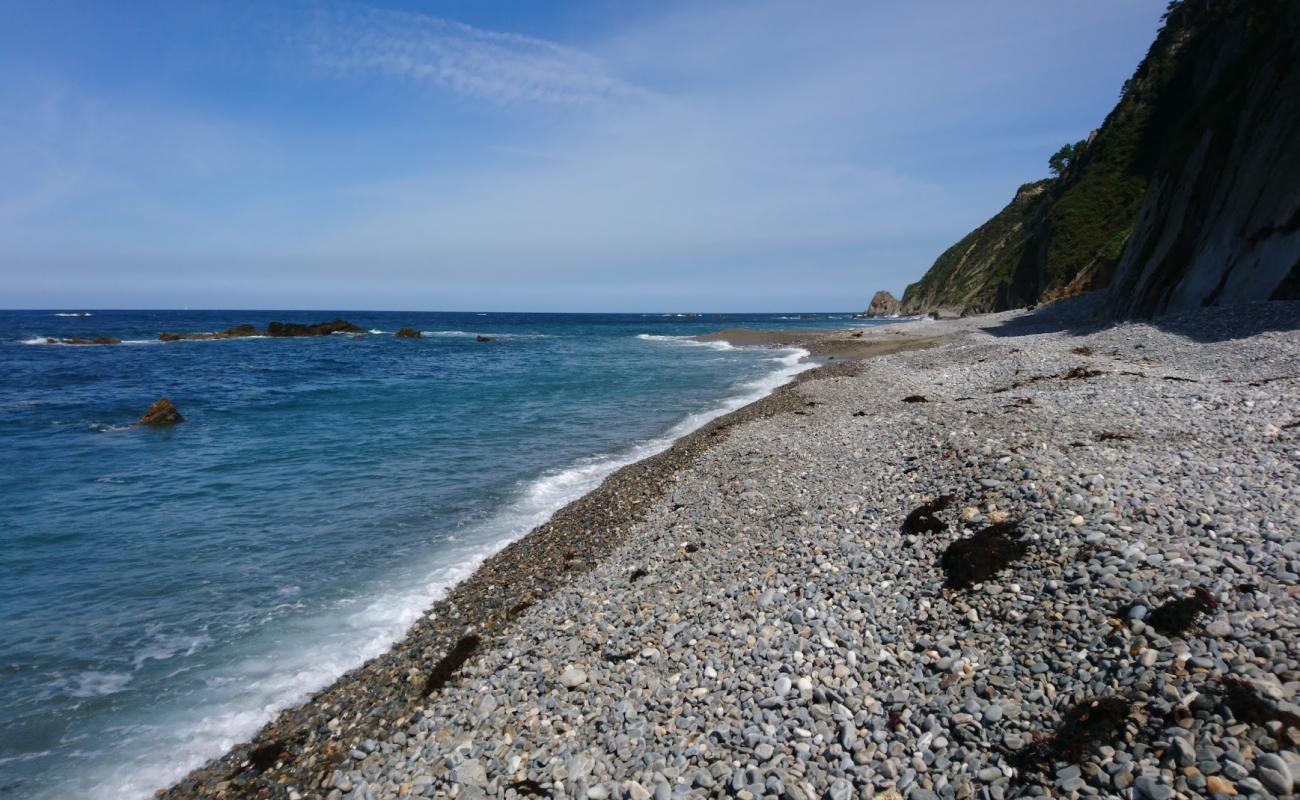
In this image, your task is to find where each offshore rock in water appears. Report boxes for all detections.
[266,320,364,337]
[159,324,261,341]
[134,398,184,427]
[394,326,422,338]
[476,335,497,342]
[46,336,121,345]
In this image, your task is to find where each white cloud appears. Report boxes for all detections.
[296,2,649,107]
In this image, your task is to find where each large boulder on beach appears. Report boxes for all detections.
[395,327,422,338]
[134,398,184,427]
[266,320,364,337]
[864,291,900,317]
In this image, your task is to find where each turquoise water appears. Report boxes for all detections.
[0,310,894,798]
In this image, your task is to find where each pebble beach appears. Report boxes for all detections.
[164,300,1300,800]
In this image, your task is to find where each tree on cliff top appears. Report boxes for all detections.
[1048,140,1087,177]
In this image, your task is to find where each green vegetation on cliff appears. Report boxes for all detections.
[896,181,1052,315]
[901,0,1293,316]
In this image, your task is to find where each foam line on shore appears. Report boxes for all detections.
[635,333,737,351]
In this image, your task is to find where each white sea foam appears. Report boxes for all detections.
[19,337,158,346]
[68,346,813,800]
[53,312,93,317]
[634,333,736,351]
[420,330,548,339]
[66,671,133,699]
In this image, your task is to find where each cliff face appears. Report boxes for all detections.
[1107,0,1300,315]
[898,181,1052,315]
[900,0,1300,318]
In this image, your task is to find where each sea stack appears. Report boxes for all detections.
[134,398,185,427]
[864,290,899,317]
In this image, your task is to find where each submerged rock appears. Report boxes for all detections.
[394,327,422,339]
[476,335,497,342]
[134,398,184,427]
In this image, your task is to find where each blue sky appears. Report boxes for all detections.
[0,0,1167,311]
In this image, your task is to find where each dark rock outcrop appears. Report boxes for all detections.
[134,398,184,427]
[394,327,422,338]
[864,290,900,317]
[266,320,364,337]
[47,336,122,345]
[156,321,367,341]
[159,325,261,342]
[901,0,1300,318]
[476,335,497,342]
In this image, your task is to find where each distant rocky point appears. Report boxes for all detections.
[394,327,422,338]
[134,398,184,427]
[863,290,899,317]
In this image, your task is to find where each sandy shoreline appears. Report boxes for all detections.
[161,303,1300,800]
[160,323,931,799]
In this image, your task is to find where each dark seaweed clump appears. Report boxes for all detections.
[902,395,929,403]
[246,740,287,772]
[511,778,552,796]
[1070,346,1094,356]
[902,495,953,535]
[1062,366,1104,380]
[1013,696,1133,772]
[422,634,481,696]
[1146,587,1218,636]
[941,521,1027,589]
[1221,678,1300,735]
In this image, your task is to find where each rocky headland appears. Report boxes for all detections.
[162,299,1300,800]
[900,0,1300,318]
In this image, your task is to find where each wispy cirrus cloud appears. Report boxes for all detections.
[296,3,648,107]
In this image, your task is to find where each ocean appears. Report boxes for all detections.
[0,309,896,798]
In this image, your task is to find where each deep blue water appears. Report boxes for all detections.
[0,309,894,798]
